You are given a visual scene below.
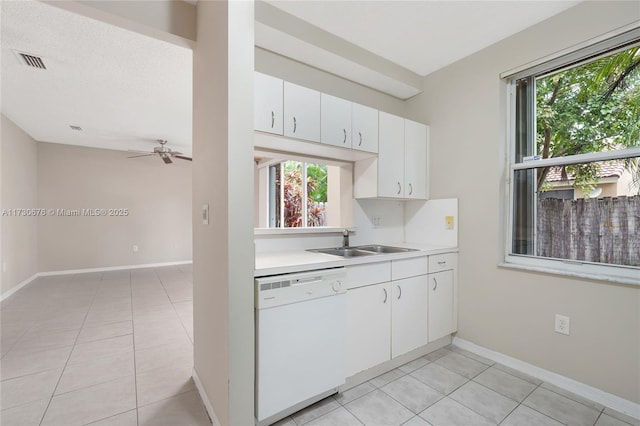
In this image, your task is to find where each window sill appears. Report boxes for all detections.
[254,227,356,236]
[498,261,639,287]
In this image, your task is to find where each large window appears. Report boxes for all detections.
[506,29,640,282]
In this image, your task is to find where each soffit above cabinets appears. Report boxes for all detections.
[255,0,581,100]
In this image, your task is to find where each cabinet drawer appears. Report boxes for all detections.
[392,257,427,280]
[346,262,391,289]
[428,253,457,273]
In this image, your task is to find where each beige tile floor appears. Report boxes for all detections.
[2,266,639,426]
[1,265,206,426]
[277,347,639,426]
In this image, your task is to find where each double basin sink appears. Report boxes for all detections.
[308,245,417,258]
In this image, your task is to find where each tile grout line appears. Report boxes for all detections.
[592,408,605,426]
[129,270,140,426]
[38,273,95,426]
[496,382,543,425]
[156,271,194,345]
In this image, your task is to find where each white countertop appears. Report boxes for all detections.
[255,243,458,277]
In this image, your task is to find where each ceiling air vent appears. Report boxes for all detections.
[13,50,46,69]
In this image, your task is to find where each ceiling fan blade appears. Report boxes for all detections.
[128,154,155,158]
[162,156,173,164]
[127,149,154,154]
[173,155,192,161]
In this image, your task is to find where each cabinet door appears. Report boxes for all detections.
[254,72,283,135]
[404,119,428,199]
[391,275,428,358]
[284,82,321,142]
[378,112,405,198]
[346,283,391,377]
[428,270,454,342]
[321,94,351,148]
[352,103,378,153]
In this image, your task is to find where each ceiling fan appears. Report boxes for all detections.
[128,139,192,164]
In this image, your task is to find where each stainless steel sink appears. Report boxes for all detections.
[355,245,418,254]
[308,247,377,257]
[308,245,418,257]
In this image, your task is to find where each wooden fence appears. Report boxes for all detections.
[537,195,640,266]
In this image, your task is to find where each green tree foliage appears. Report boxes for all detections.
[281,161,327,227]
[536,46,640,193]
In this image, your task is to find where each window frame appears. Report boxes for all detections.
[503,28,640,285]
[268,160,327,228]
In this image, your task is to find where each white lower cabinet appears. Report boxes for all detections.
[346,282,391,377]
[427,270,454,342]
[345,253,456,378]
[428,253,457,342]
[391,275,428,358]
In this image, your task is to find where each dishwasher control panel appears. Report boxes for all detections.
[255,268,346,309]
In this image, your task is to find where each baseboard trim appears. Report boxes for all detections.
[1,273,38,301]
[38,260,193,276]
[1,261,193,301]
[453,337,640,421]
[192,368,222,426]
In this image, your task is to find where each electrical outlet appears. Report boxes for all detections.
[445,216,454,230]
[555,314,570,335]
[372,216,381,228]
[133,245,139,253]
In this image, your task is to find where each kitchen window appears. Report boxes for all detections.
[504,28,640,283]
[254,153,353,230]
[269,160,328,228]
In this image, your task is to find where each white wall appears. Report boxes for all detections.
[405,1,640,404]
[192,1,255,424]
[1,114,38,295]
[37,142,192,272]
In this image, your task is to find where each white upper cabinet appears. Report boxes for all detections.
[254,72,283,135]
[355,113,428,200]
[321,94,352,148]
[352,103,378,153]
[284,82,321,142]
[378,112,406,198]
[404,119,428,199]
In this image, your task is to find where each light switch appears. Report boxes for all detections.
[445,216,454,230]
[202,204,209,225]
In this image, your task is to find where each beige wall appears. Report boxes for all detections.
[192,1,255,424]
[1,115,38,295]
[406,1,640,403]
[37,142,191,272]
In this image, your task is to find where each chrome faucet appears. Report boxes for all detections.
[342,229,350,248]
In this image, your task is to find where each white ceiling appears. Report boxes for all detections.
[258,0,581,98]
[1,1,581,155]
[1,1,193,155]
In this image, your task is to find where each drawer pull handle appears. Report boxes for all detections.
[271,111,275,128]
[397,285,402,300]
[383,288,388,304]
[343,128,347,143]
[397,182,401,194]
[433,277,438,291]
[438,261,446,265]
[409,183,413,195]
[293,116,297,133]
[359,131,362,146]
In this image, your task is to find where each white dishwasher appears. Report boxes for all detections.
[255,268,346,426]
